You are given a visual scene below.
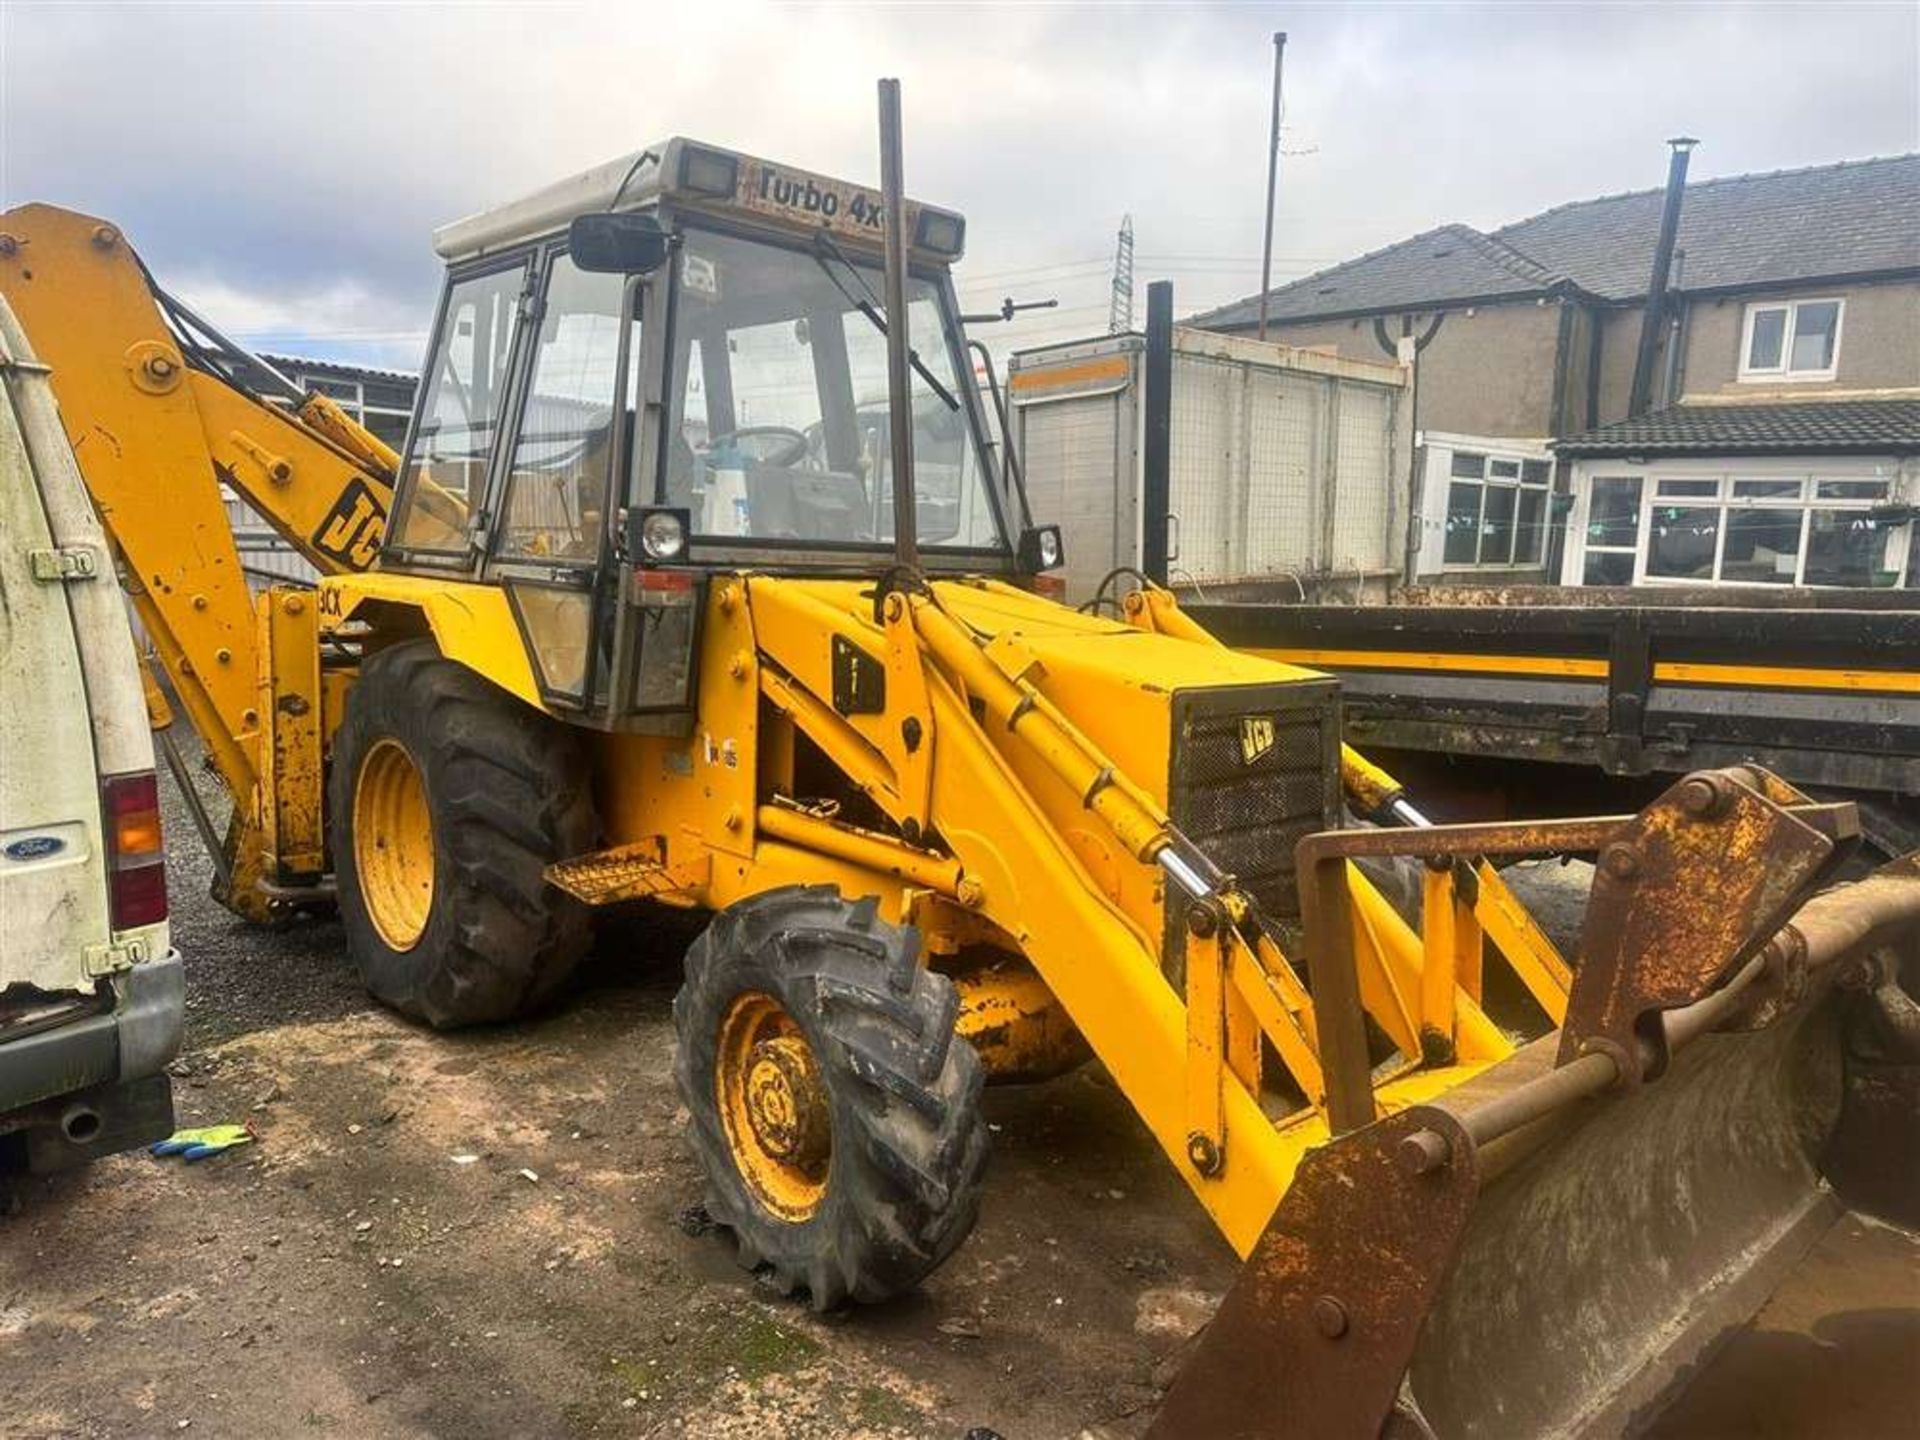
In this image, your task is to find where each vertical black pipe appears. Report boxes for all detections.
[1403,323,1423,587]
[1660,250,1689,408]
[878,78,918,568]
[1141,280,1174,583]
[1585,305,1605,428]
[1627,136,1697,419]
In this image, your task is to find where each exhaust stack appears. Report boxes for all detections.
[877,77,918,569]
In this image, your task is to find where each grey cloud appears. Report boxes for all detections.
[2,1,1913,368]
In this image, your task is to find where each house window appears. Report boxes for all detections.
[1577,470,1905,588]
[1581,476,1642,584]
[1739,299,1843,382]
[1442,450,1553,567]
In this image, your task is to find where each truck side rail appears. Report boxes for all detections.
[1191,595,1920,797]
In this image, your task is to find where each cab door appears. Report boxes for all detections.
[383,255,535,569]
[487,248,641,709]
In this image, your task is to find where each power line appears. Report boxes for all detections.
[1138,253,1336,264]
[959,253,1334,286]
[957,257,1112,285]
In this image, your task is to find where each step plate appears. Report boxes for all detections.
[544,843,708,907]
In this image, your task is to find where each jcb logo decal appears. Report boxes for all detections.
[312,479,386,570]
[1240,715,1276,766]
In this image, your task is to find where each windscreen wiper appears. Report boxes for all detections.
[811,232,960,412]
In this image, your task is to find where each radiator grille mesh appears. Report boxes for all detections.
[1166,682,1342,926]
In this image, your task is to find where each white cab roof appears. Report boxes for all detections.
[432,136,965,263]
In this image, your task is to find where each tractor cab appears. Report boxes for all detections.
[378,138,1046,729]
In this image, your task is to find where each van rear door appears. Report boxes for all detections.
[0,325,113,997]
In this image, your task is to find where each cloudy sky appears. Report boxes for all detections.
[2,1,1914,371]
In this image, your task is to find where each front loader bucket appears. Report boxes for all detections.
[1412,1000,1844,1438]
[1152,773,1920,1440]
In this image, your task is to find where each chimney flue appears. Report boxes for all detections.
[1627,136,1698,418]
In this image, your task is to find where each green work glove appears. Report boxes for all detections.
[151,1123,255,1162]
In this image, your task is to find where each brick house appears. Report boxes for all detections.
[1192,153,1920,588]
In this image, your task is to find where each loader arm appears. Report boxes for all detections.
[0,203,410,913]
[734,574,1534,1254]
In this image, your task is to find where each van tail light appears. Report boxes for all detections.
[103,770,167,929]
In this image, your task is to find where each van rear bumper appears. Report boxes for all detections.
[0,950,185,1118]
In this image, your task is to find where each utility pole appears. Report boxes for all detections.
[1108,214,1135,333]
[1256,31,1287,342]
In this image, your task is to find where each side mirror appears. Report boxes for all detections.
[568,212,672,274]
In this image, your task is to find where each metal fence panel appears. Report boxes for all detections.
[1169,353,1236,581]
[1017,387,1137,600]
[1243,371,1324,579]
[1331,383,1395,573]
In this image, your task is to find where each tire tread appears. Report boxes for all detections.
[329,639,595,1028]
[673,885,988,1310]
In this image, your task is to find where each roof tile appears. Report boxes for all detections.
[1195,154,1920,329]
[1553,398,1920,456]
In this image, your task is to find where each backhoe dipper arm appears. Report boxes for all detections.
[0,204,400,907]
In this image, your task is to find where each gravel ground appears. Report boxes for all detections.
[158,742,368,1050]
[1,738,1911,1438]
[1,743,1248,1439]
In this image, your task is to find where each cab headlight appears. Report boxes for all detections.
[634,507,689,562]
[914,207,966,258]
[1018,523,1065,574]
[678,145,740,199]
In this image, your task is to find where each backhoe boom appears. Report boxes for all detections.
[0,203,401,913]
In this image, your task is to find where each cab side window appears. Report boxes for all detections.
[392,264,525,552]
[498,255,638,562]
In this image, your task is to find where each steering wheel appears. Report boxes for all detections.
[707,426,810,468]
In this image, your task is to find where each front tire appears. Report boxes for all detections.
[674,886,989,1309]
[329,639,595,1028]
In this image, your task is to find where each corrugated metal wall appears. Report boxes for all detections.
[225,490,320,590]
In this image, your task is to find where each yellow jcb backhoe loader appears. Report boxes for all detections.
[2,83,1913,1437]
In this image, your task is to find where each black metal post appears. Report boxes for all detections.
[1627,136,1697,419]
[1141,280,1173,584]
[1256,32,1287,342]
[878,78,919,569]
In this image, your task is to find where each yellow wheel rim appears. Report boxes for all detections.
[716,992,831,1222]
[353,738,435,952]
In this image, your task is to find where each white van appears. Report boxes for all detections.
[0,298,183,1172]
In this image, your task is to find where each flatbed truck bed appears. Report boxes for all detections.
[1192,584,1920,854]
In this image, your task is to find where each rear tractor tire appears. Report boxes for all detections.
[329,639,595,1029]
[674,887,990,1310]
